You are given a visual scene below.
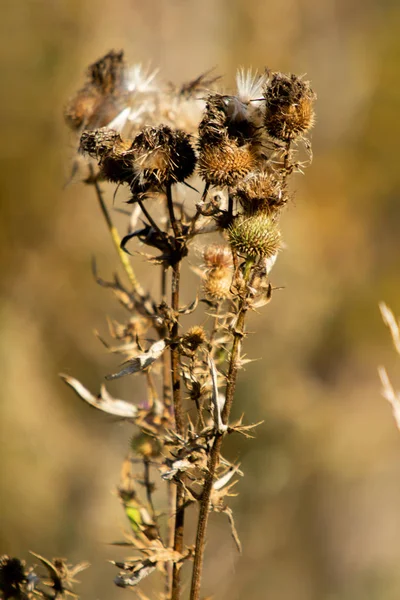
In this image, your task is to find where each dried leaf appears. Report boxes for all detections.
[106,340,167,380]
[209,356,227,433]
[60,374,137,418]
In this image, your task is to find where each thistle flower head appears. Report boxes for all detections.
[203,266,232,300]
[64,50,126,131]
[263,71,316,140]
[228,213,281,258]
[87,50,125,95]
[235,171,287,215]
[181,326,207,352]
[130,125,196,186]
[198,134,257,188]
[79,127,129,159]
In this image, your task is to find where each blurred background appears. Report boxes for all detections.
[1,0,400,598]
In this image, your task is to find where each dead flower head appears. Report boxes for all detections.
[263,71,316,141]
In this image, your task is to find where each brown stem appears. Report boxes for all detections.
[168,189,185,598]
[189,261,252,600]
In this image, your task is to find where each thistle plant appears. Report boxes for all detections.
[1,51,315,600]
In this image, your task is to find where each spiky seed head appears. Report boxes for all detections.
[263,72,316,140]
[203,244,233,269]
[79,128,137,184]
[64,86,103,130]
[130,125,196,186]
[199,93,260,145]
[203,267,232,300]
[87,50,125,95]
[228,213,281,258]
[181,326,207,352]
[235,171,287,215]
[79,128,130,159]
[198,135,256,187]
[64,51,126,131]
[130,433,162,458]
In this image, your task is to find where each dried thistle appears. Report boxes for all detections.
[60,52,316,600]
[263,71,316,141]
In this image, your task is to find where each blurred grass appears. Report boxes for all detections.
[1,1,400,599]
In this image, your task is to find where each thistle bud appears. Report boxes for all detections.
[130,125,196,186]
[228,213,281,258]
[263,72,315,140]
[235,171,287,215]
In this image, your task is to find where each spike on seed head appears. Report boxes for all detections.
[228,213,281,258]
[263,71,315,140]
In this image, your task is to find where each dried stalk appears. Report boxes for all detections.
[88,164,142,293]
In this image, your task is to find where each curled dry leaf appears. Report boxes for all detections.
[60,374,138,418]
[106,339,167,380]
[209,356,227,433]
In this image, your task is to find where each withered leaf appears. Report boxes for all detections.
[106,339,167,380]
[60,374,138,418]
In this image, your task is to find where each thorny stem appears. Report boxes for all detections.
[168,182,185,600]
[189,259,254,600]
[89,164,142,293]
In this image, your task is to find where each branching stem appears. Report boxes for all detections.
[189,259,254,600]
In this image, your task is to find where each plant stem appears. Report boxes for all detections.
[167,182,185,600]
[89,165,142,293]
[189,260,253,600]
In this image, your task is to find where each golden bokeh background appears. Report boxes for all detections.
[1,1,400,599]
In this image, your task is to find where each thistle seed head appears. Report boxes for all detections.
[203,244,233,270]
[263,72,316,140]
[235,171,287,215]
[64,51,126,131]
[130,125,197,186]
[87,50,125,95]
[181,326,207,352]
[228,213,281,258]
[203,266,232,300]
[79,128,130,159]
[198,135,256,187]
